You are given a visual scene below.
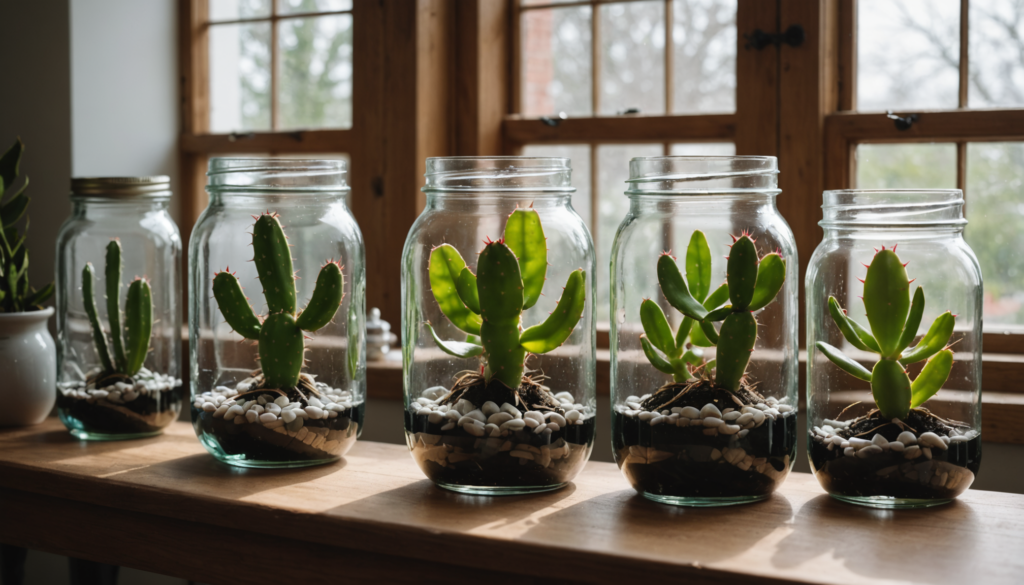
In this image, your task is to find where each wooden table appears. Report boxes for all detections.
[1,420,1021,585]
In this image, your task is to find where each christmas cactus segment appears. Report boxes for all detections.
[409,207,594,492]
[615,231,796,504]
[816,247,955,420]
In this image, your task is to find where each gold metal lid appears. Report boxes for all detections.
[70,176,171,197]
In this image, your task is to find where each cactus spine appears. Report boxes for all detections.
[640,231,786,392]
[425,208,586,390]
[212,212,345,390]
[82,240,153,376]
[816,246,955,420]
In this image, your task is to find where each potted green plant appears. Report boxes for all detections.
[613,231,795,504]
[0,138,57,426]
[192,212,360,466]
[407,208,593,491]
[810,246,979,504]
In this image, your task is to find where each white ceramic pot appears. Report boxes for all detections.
[0,307,56,426]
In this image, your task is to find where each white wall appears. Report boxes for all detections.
[0,0,73,305]
[70,0,180,222]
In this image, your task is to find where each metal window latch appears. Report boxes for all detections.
[886,111,919,131]
[227,132,255,142]
[744,24,805,50]
[540,112,568,127]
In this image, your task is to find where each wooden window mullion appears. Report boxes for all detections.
[270,1,279,131]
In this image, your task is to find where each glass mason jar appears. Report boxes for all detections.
[402,157,597,495]
[189,159,366,468]
[807,190,982,508]
[55,177,183,440]
[610,157,800,506]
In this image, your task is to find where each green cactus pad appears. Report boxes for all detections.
[212,272,262,340]
[827,296,878,353]
[477,241,525,320]
[704,282,730,310]
[455,267,480,314]
[871,359,912,420]
[657,254,708,320]
[895,286,925,356]
[900,311,955,365]
[816,341,872,382]
[726,235,758,311]
[105,240,127,372]
[640,299,677,357]
[295,261,344,332]
[910,349,954,408]
[258,312,305,389]
[715,311,757,392]
[520,269,586,353]
[685,230,712,302]
[699,319,720,345]
[747,253,786,312]
[425,322,484,358]
[641,335,676,376]
[252,214,297,315]
[428,244,482,335]
[675,316,695,349]
[503,209,547,310]
[123,278,152,375]
[82,263,114,373]
[704,306,733,322]
[863,249,911,358]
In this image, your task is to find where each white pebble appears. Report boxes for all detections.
[484,423,501,437]
[428,411,444,424]
[719,424,741,435]
[889,441,905,452]
[703,417,724,427]
[723,411,742,421]
[487,412,513,426]
[466,409,487,423]
[897,431,917,445]
[857,445,883,458]
[533,423,548,434]
[305,406,324,420]
[918,432,947,450]
[465,421,485,437]
[203,402,217,412]
[777,404,794,413]
[422,386,447,400]
[548,413,567,427]
[904,445,922,459]
[259,412,277,424]
[266,403,281,415]
[213,405,229,418]
[546,422,561,432]
[501,403,522,418]
[524,411,546,424]
[649,416,666,426]
[245,410,259,423]
[274,396,290,407]
[122,391,138,402]
[751,410,766,425]
[565,409,581,423]
[680,406,701,419]
[638,411,656,422]
[481,401,501,416]
[700,404,722,419]
[871,434,889,447]
[500,419,526,431]
[282,409,298,423]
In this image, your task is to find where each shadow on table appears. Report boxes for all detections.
[772,495,982,581]
[517,488,796,564]
[0,427,200,464]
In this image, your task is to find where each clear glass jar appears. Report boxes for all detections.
[610,157,799,506]
[806,189,982,508]
[189,159,366,468]
[402,157,596,495]
[55,177,183,440]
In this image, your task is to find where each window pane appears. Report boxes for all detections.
[520,144,592,228]
[210,22,272,133]
[965,142,1024,326]
[278,0,352,14]
[521,7,593,116]
[857,0,960,110]
[670,142,735,156]
[855,143,957,188]
[969,0,1024,108]
[597,144,663,322]
[210,0,271,21]
[672,0,736,114]
[278,14,353,130]
[600,1,665,115]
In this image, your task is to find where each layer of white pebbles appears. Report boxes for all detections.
[615,394,795,439]
[194,381,358,435]
[410,386,594,439]
[59,367,182,404]
[813,421,979,460]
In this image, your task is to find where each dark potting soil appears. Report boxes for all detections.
[406,410,595,488]
[57,389,183,436]
[613,380,796,499]
[193,402,363,463]
[809,409,981,500]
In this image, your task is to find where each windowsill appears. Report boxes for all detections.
[2,419,1022,584]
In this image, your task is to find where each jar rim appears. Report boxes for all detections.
[207,157,350,192]
[820,189,966,228]
[70,176,171,199]
[423,156,575,193]
[624,155,780,196]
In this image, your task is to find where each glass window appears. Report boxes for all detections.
[210,0,271,21]
[964,142,1024,327]
[278,0,352,15]
[968,0,1024,108]
[209,22,272,133]
[599,1,666,116]
[278,14,353,130]
[520,144,592,227]
[857,0,960,111]
[521,6,593,117]
[855,143,957,188]
[672,0,736,114]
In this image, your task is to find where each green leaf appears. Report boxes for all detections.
[827,296,879,353]
[0,138,23,197]
[520,269,586,354]
[0,188,28,228]
[895,286,925,356]
[503,208,547,310]
[657,254,707,320]
[910,349,953,408]
[726,235,758,311]
[699,319,719,345]
[704,306,733,322]
[747,253,786,311]
[871,359,912,420]
[674,316,694,350]
[816,341,872,382]
[899,311,955,365]
[24,281,53,308]
[212,272,263,340]
[426,322,484,358]
[641,335,676,376]
[863,249,911,358]
[455,267,480,314]
[640,299,677,357]
[685,230,712,302]
[428,244,482,335]
[295,262,345,332]
[703,282,730,310]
